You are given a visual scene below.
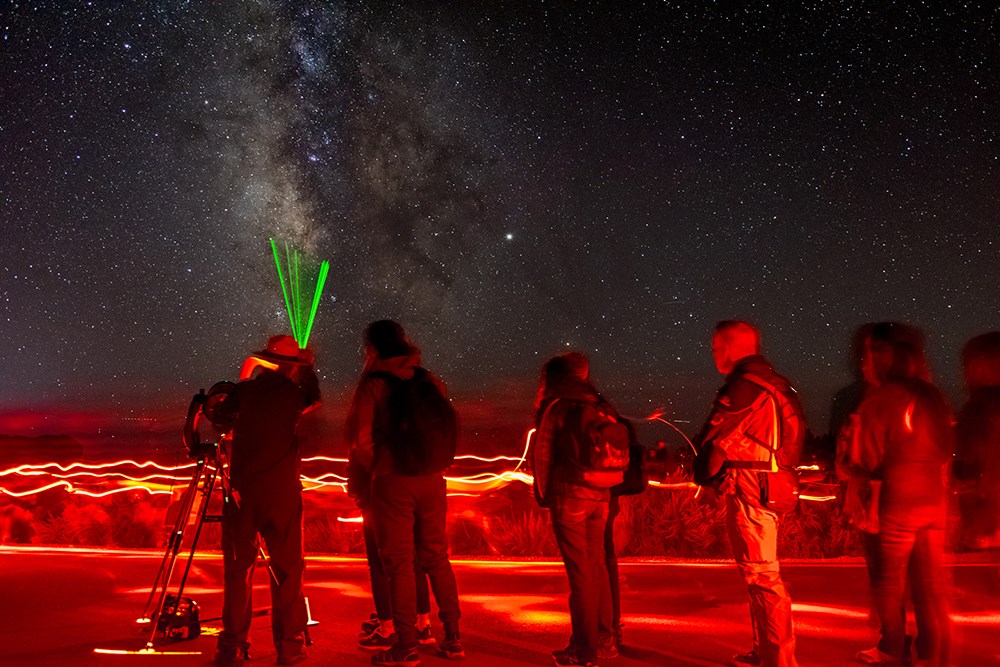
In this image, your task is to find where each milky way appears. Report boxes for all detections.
[2,2,998,430]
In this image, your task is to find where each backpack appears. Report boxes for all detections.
[372,368,458,476]
[565,400,631,488]
[736,373,806,512]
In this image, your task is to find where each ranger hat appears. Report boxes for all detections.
[255,334,310,364]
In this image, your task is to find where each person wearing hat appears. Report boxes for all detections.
[216,334,321,666]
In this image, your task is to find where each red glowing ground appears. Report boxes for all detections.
[1,546,997,666]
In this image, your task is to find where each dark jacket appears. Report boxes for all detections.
[531,378,621,506]
[345,348,446,500]
[693,355,800,507]
[854,378,954,514]
[230,367,320,492]
[956,386,1000,545]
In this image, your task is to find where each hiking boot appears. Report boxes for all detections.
[361,613,381,636]
[612,622,624,647]
[438,639,465,660]
[359,630,396,651]
[552,648,598,667]
[731,649,761,666]
[416,626,436,646]
[213,646,249,665]
[597,636,619,660]
[856,647,901,664]
[277,651,308,665]
[371,645,420,666]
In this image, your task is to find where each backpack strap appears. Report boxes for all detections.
[740,373,782,472]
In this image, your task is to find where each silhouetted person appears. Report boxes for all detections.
[693,321,802,667]
[347,356,435,650]
[851,326,954,666]
[955,331,1000,550]
[217,335,320,666]
[834,325,884,614]
[531,352,629,667]
[605,420,647,653]
[346,320,463,666]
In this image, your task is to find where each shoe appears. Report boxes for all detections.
[416,626,436,646]
[359,630,397,650]
[213,646,249,665]
[362,613,381,635]
[277,652,308,665]
[597,637,619,660]
[438,639,465,659]
[372,645,421,666]
[552,648,598,667]
[731,649,761,666]
[855,647,900,665]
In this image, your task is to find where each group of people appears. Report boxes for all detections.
[209,318,999,667]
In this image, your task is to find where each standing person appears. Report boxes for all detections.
[693,321,804,667]
[955,331,1000,551]
[603,420,647,655]
[347,407,436,650]
[346,320,463,667]
[837,323,914,658]
[531,352,630,667]
[852,327,954,666]
[217,335,321,666]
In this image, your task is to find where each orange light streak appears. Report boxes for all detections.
[1,450,836,503]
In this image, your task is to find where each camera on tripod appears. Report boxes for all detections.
[183,381,239,459]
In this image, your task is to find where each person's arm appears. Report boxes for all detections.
[530,401,559,507]
[854,389,893,479]
[347,377,384,474]
[693,379,757,486]
[297,365,321,413]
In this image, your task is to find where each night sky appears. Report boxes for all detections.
[2,2,998,437]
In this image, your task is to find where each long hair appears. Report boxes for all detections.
[534,352,590,411]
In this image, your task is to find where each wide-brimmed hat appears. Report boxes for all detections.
[254,334,309,364]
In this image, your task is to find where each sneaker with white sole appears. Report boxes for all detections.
[359,631,396,651]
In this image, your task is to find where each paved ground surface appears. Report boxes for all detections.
[1,546,997,666]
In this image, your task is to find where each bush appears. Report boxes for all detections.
[0,505,35,543]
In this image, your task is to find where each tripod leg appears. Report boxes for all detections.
[144,459,216,648]
[139,459,206,624]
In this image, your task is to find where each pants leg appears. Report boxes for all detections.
[414,475,461,637]
[909,519,951,665]
[551,495,609,663]
[604,495,621,638]
[726,495,798,667]
[363,507,392,621]
[219,495,258,652]
[876,513,918,660]
[258,487,308,659]
[373,475,419,650]
[416,568,432,616]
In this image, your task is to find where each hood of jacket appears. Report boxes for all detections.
[365,348,422,380]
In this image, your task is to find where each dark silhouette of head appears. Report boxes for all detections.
[712,320,760,375]
[536,352,590,408]
[962,331,1000,390]
[365,320,413,359]
[868,321,929,383]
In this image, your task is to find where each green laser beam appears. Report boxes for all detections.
[270,238,331,349]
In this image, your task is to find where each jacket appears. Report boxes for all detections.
[531,378,622,506]
[854,378,954,514]
[693,355,801,508]
[956,386,1000,545]
[230,367,320,492]
[345,348,446,499]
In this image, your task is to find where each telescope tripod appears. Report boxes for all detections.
[137,440,316,651]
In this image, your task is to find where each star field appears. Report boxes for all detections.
[1,2,998,429]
